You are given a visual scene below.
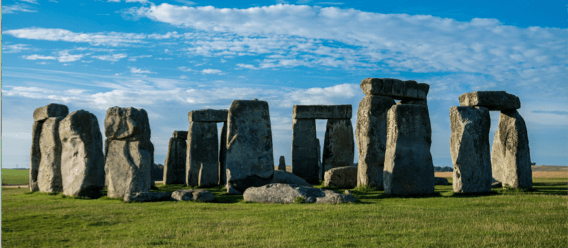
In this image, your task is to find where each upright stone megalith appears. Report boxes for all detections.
[450,106,492,193]
[291,118,318,184]
[163,131,187,185]
[219,122,228,186]
[225,100,274,194]
[356,95,395,190]
[187,120,219,187]
[30,103,69,192]
[59,110,105,198]
[491,109,532,189]
[322,119,354,172]
[38,117,64,193]
[104,107,153,198]
[384,104,434,196]
[278,156,286,171]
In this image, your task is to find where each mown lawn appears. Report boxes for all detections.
[1,169,29,185]
[2,178,567,247]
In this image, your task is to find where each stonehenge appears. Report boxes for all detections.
[278,156,286,171]
[292,105,353,184]
[186,109,228,187]
[163,131,187,185]
[324,166,357,188]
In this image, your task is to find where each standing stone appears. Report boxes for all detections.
[219,122,228,186]
[225,100,274,194]
[450,106,492,193]
[59,110,105,198]
[491,109,532,189]
[317,138,322,180]
[384,105,435,195]
[30,103,69,192]
[187,122,218,187]
[278,156,286,171]
[163,135,187,185]
[322,119,354,173]
[356,95,395,190]
[292,119,319,184]
[37,117,64,193]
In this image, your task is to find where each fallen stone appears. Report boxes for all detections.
[360,78,429,100]
[435,177,450,185]
[491,109,532,189]
[59,110,105,198]
[33,103,69,122]
[187,121,218,187]
[450,106,492,193]
[219,122,227,186]
[37,117,64,193]
[322,119,354,172]
[243,183,356,204]
[104,107,151,141]
[278,156,286,171]
[171,189,215,202]
[384,104,435,196]
[163,137,187,185]
[356,95,395,190]
[271,170,312,187]
[188,109,228,123]
[172,130,188,139]
[293,105,352,119]
[105,140,153,198]
[458,91,520,111]
[124,192,172,202]
[324,166,357,188]
[291,118,319,184]
[225,100,274,193]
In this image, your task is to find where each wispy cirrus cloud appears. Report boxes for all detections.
[3,28,147,46]
[92,53,128,61]
[129,67,152,74]
[2,3,36,13]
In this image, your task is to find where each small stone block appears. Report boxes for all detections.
[172,130,188,139]
[293,105,352,119]
[188,109,228,122]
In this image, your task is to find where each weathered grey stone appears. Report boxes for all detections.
[324,166,357,188]
[271,170,312,187]
[59,110,105,198]
[322,119,354,173]
[435,177,450,185]
[33,103,69,122]
[187,122,218,187]
[243,183,356,204]
[459,91,520,111]
[171,189,215,202]
[491,109,532,189]
[317,138,322,180]
[360,78,429,100]
[384,104,435,196]
[219,122,227,186]
[278,156,286,171]
[188,109,228,123]
[37,117,63,193]
[172,130,188,139]
[400,99,427,105]
[105,140,153,198]
[30,121,43,192]
[124,192,172,202]
[104,107,151,141]
[292,119,319,184]
[293,105,352,119]
[163,137,187,185]
[356,95,395,190]
[225,100,274,194]
[450,106,492,193]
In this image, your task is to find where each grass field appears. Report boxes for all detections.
[2,177,566,247]
[1,169,29,185]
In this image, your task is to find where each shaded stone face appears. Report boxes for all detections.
[219,122,228,186]
[458,91,520,111]
[188,109,228,122]
[172,130,188,139]
[278,156,286,171]
[384,104,435,196]
[291,119,319,184]
[59,110,105,198]
[293,105,352,119]
[356,95,395,190]
[187,121,218,187]
[105,140,153,198]
[324,166,357,188]
[37,117,64,193]
[163,137,187,185]
[225,100,274,194]
[450,106,492,193]
[360,78,429,100]
[104,107,151,141]
[322,119,354,172]
[33,103,69,122]
[491,109,532,189]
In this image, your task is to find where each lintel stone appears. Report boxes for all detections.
[360,78,429,100]
[188,109,228,122]
[172,130,188,139]
[293,105,352,119]
[33,103,69,122]
[458,91,520,110]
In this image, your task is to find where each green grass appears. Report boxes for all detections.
[2,169,29,185]
[2,178,567,247]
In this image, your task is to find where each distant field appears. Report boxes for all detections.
[2,169,29,185]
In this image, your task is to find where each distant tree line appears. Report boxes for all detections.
[434,166,453,172]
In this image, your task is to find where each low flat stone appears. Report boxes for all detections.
[458,91,520,110]
[104,107,151,141]
[293,105,352,119]
[124,192,172,202]
[435,177,450,185]
[188,109,228,122]
[360,78,429,100]
[33,103,69,122]
[243,183,356,204]
[271,170,312,187]
[324,166,357,188]
[171,189,215,202]
[172,130,188,139]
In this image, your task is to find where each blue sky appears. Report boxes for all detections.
[2,0,566,169]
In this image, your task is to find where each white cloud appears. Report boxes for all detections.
[173,0,196,5]
[128,54,152,61]
[92,53,128,61]
[19,0,39,4]
[2,3,36,13]
[129,67,152,73]
[201,69,222,74]
[23,54,56,60]
[2,44,33,53]
[236,63,259,70]
[4,28,147,46]
[57,51,86,62]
